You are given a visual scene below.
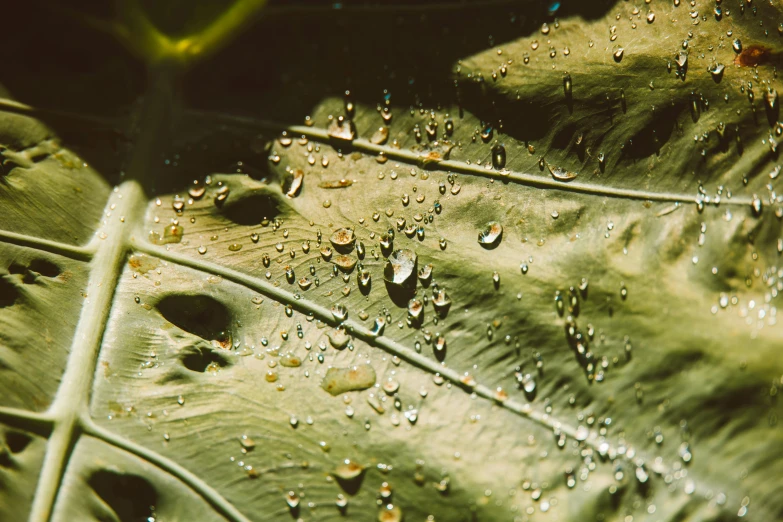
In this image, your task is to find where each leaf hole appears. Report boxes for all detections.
[157,294,232,347]
[219,192,282,226]
[5,430,32,453]
[88,470,157,522]
[180,344,231,373]
[0,278,19,307]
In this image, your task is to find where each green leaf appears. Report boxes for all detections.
[1,1,782,521]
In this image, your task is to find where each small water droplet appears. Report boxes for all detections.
[491,143,506,169]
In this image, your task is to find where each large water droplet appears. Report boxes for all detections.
[384,249,418,288]
[547,163,578,181]
[330,228,355,252]
[478,221,503,248]
[321,365,376,395]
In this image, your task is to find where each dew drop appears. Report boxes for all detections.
[478,221,503,247]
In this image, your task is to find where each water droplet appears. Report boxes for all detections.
[214,185,230,206]
[333,255,357,273]
[321,365,376,395]
[333,459,365,482]
[407,299,423,321]
[280,353,302,367]
[328,117,355,142]
[188,179,206,199]
[766,88,778,112]
[382,378,399,395]
[732,39,742,54]
[547,163,578,181]
[433,335,447,361]
[384,249,418,288]
[710,62,725,82]
[285,491,300,510]
[565,467,576,488]
[679,442,692,463]
[330,228,356,252]
[491,143,506,169]
[613,47,624,62]
[417,264,432,285]
[751,195,763,216]
[285,169,303,198]
[326,328,350,350]
[370,317,386,337]
[480,124,493,142]
[432,289,452,316]
[371,127,389,145]
[378,504,403,522]
[331,304,348,322]
[675,50,688,70]
[478,221,503,248]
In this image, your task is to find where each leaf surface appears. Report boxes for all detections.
[0,1,782,521]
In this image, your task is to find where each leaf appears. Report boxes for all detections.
[1,1,782,521]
